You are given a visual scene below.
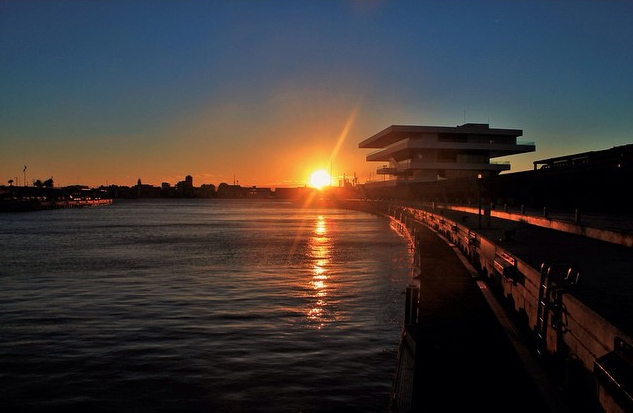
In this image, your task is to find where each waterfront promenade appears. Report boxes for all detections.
[390,219,567,412]
[378,201,633,413]
[434,205,633,337]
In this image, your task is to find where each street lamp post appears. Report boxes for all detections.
[477,173,482,229]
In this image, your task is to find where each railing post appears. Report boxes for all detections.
[404,285,419,325]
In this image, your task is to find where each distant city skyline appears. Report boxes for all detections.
[2,1,632,188]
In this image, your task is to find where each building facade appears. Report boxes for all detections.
[359,123,535,185]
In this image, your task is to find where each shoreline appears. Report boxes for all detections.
[0,198,113,212]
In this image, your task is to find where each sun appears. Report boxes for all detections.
[309,170,331,190]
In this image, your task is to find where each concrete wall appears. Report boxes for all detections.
[384,203,632,413]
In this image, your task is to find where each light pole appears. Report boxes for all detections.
[477,173,482,229]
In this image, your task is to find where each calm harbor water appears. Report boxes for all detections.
[0,199,413,413]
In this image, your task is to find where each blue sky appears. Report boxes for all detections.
[2,0,632,187]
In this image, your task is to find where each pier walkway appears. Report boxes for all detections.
[436,206,633,338]
[390,218,568,413]
[383,203,633,413]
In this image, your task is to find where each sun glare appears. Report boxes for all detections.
[309,170,331,190]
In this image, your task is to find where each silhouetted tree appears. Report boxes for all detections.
[31,178,54,188]
[217,182,229,193]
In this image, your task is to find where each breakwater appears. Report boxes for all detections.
[335,199,633,413]
[0,198,112,212]
[400,202,632,413]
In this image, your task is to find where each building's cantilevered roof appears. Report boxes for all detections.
[358,123,523,149]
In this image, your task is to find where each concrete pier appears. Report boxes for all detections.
[347,200,633,413]
[389,216,568,412]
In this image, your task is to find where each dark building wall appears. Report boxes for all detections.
[363,160,633,215]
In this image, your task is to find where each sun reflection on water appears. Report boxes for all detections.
[306,215,334,328]
[315,216,326,236]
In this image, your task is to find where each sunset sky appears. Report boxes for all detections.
[2,0,632,188]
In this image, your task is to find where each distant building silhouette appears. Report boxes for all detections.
[176,175,194,197]
[217,183,246,198]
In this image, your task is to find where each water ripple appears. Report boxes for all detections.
[0,199,412,412]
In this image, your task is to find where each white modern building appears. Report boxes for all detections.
[359,123,535,185]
